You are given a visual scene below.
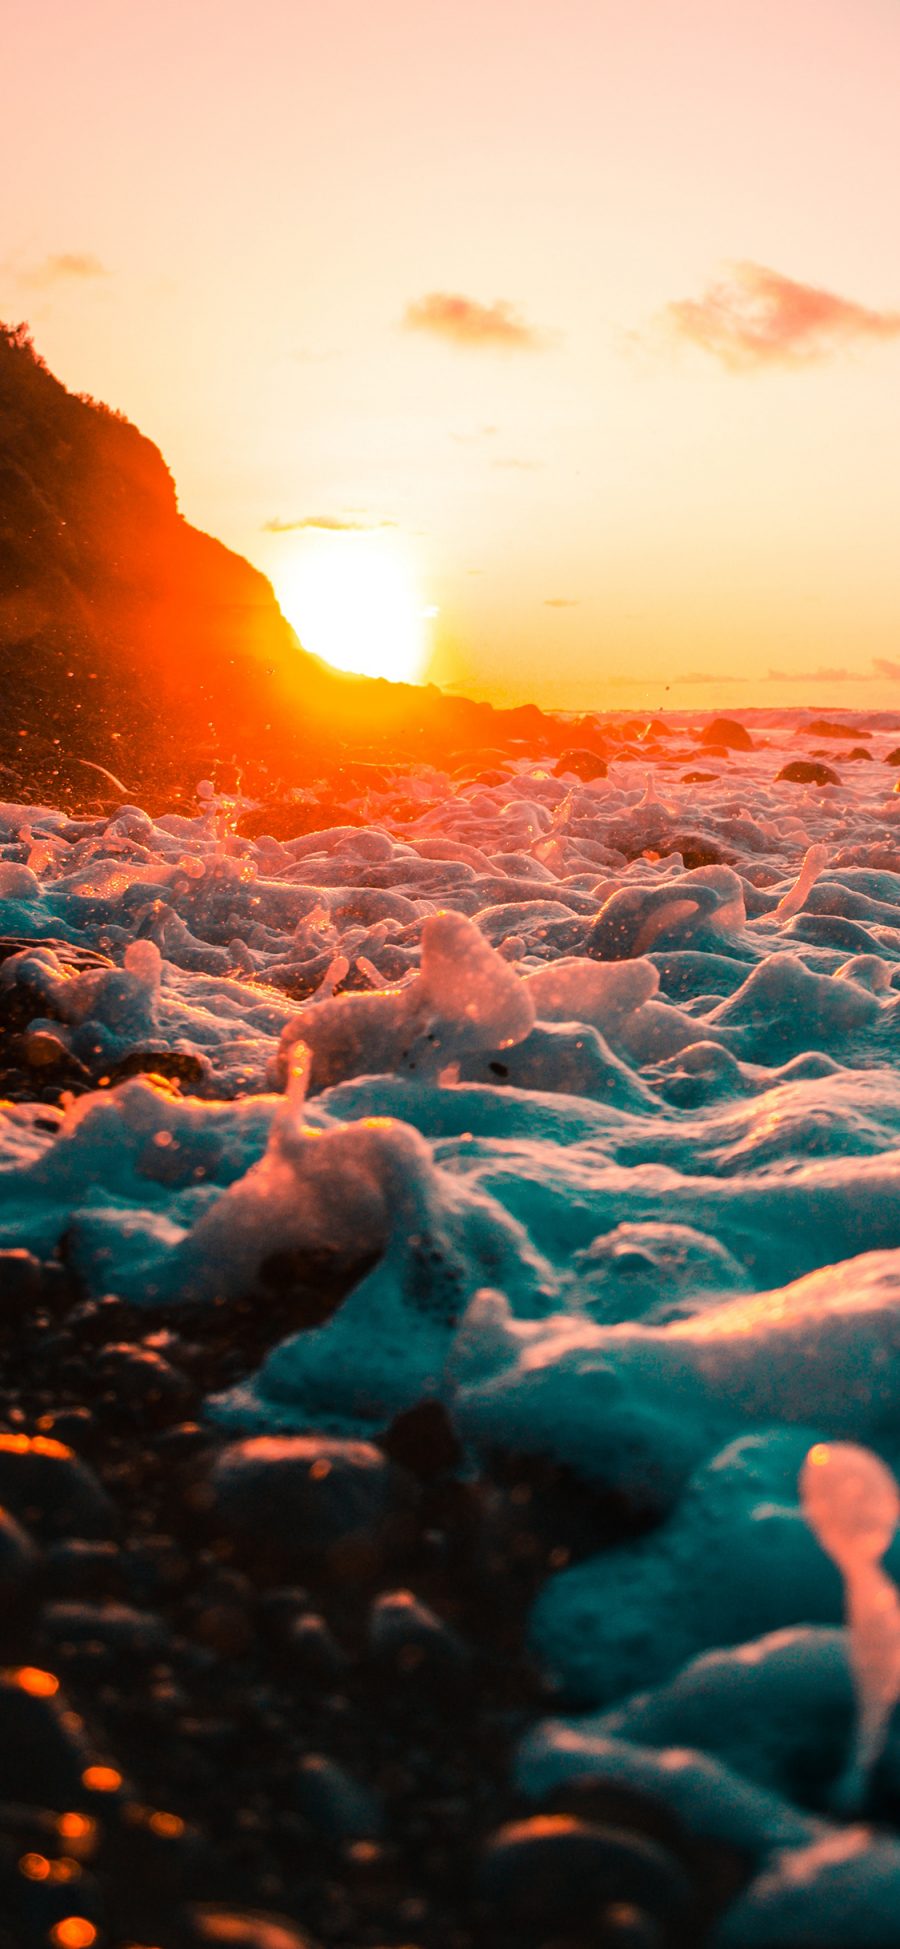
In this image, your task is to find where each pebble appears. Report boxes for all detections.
[553,747,608,781]
[0,1504,41,1605]
[43,1537,122,1599]
[479,1815,693,1934]
[698,718,754,750]
[190,1907,318,1949]
[207,1436,414,1577]
[381,1399,462,1478]
[367,1588,470,1684]
[93,1341,194,1420]
[775,759,841,786]
[0,1664,98,1804]
[295,1753,384,1841]
[37,1598,171,1663]
[0,1247,43,1307]
[0,1431,116,1539]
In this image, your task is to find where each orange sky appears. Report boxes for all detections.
[5,0,900,710]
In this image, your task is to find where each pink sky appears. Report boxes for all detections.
[5,0,900,708]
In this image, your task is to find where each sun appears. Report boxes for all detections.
[273,531,434,683]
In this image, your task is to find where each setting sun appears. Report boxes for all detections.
[274,532,433,683]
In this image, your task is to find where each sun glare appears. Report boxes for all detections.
[274,533,433,683]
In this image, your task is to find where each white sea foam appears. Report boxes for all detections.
[7,712,900,1933]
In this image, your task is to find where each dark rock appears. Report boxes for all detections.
[0,1432,116,1539]
[776,759,841,786]
[886,748,900,765]
[680,770,717,783]
[0,1249,42,1307]
[33,1406,97,1454]
[697,718,753,751]
[93,1342,194,1421]
[37,1599,170,1663]
[43,1539,122,1599]
[367,1588,470,1682]
[553,747,608,782]
[283,1611,349,1681]
[295,1753,383,1841]
[0,1507,41,1607]
[381,1400,463,1478]
[479,1815,692,1932]
[191,1907,317,1949]
[207,1435,415,1578]
[843,746,873,761]
[806,717,868,738]
[0,1665,97,1803]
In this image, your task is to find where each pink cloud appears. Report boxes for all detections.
[660,262,900,370]
[403,291,544,350]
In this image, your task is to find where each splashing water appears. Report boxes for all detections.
[801,1440,900,1811]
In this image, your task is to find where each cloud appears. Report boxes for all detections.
[766,665,869,683]
[403,291,545,350]
[543,597,580,608]
[658,261,900,369]
[262,514,396,534]
[492,456,542,471]
[20,252,108,287]
[873,658,900,681]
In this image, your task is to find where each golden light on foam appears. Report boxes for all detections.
[273,531,433,682]
[808,1443,830,1467]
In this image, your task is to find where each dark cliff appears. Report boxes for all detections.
[0,324,577,807]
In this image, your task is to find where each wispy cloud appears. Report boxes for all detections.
[20,252,108,287]
[873,658,900,681]
[767,664,869,683]
[492,456,542,471]
[262,514,397,534]
[543,597,580,608]
[657,262,900,370]
[403,291,546,350]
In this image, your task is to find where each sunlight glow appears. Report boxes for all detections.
[274,532,432,683]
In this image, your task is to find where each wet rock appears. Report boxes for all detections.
[775,759,840,786]
[680,770,718,783]
[207,1436,415,1579]
[191,1907,318,1949]
[0,1506,41,1606]
[282,1610,349,1681]
[0,1432,116,1540]
[381,1399,463,1478]
[698,719,753,751]
[37,1599,171,1663]
[0,1248,43,1307]
[0,1665,97,1803]
[34,1406,98,1454]
[806,717,867,738]
[295,1753,384,1841]
[43,1538,122,1599]
[367,1588,470,1683]
[479,1814,693,1933]
[843,746,873,761]
[93,1342,194,1422]
[886,747,900,765]
[553,747,608,781]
